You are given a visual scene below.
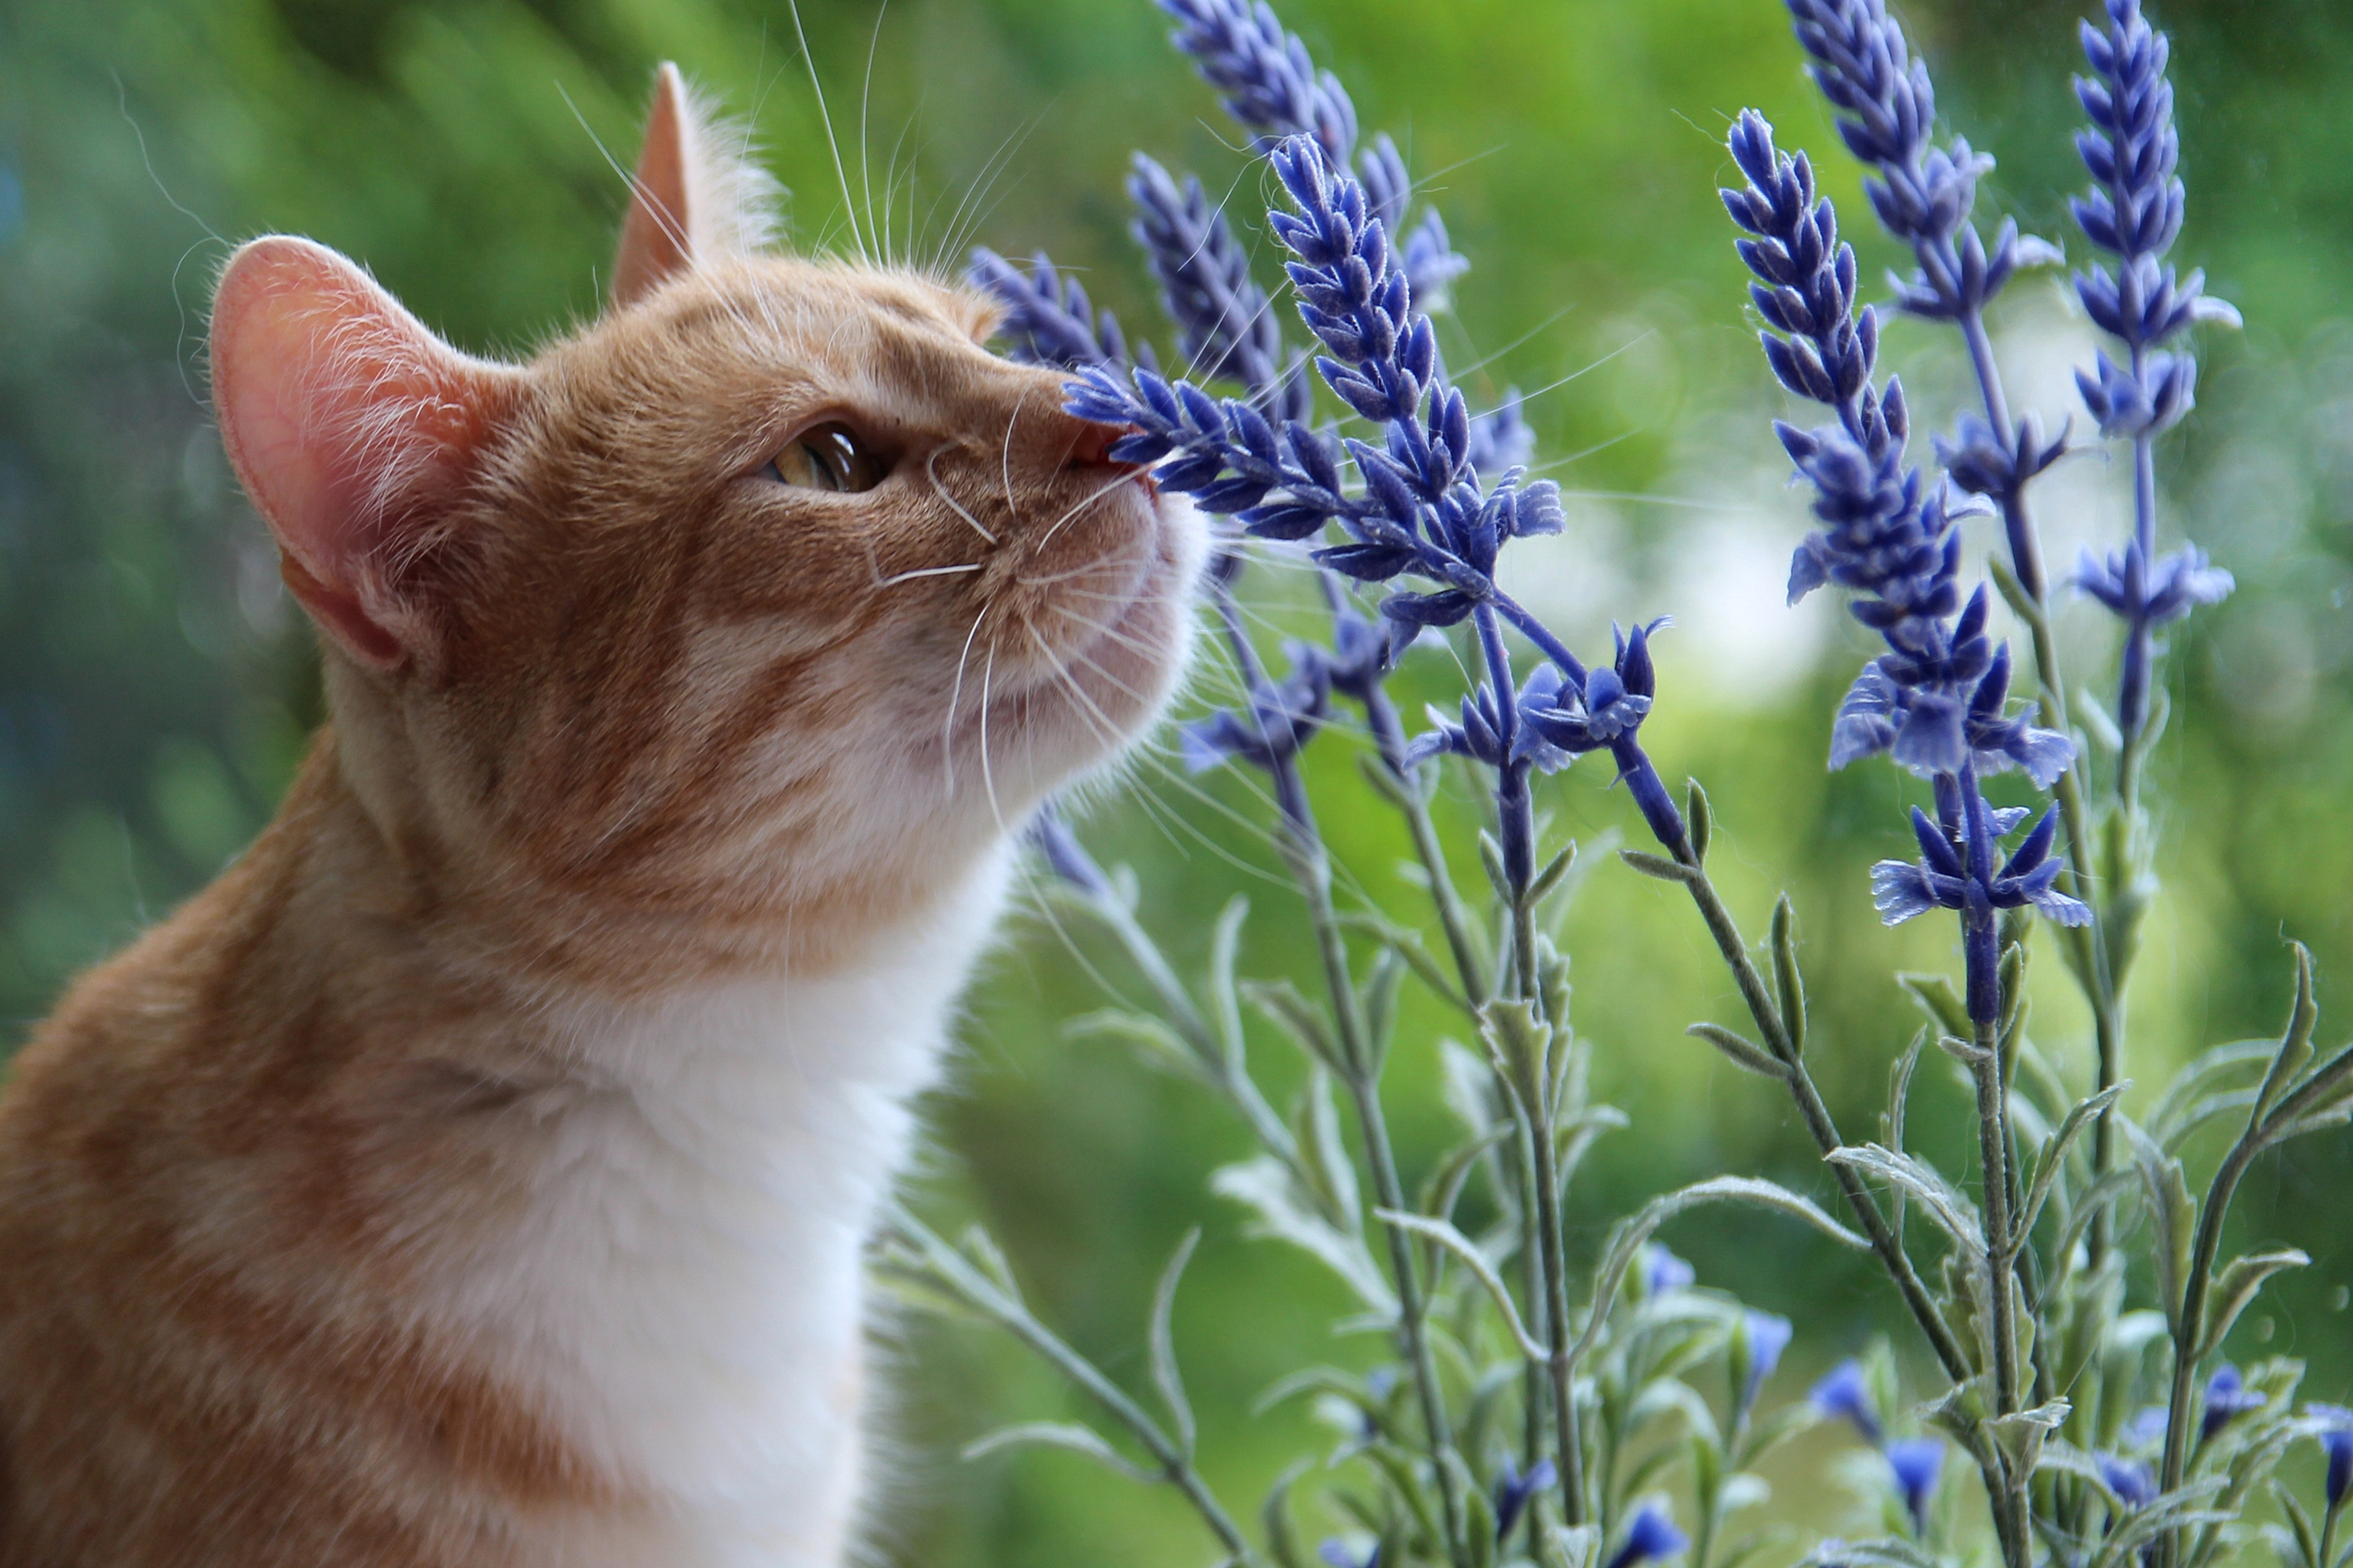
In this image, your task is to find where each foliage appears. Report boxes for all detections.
[873,3,2353,1568]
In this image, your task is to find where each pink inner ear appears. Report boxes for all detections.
[211,236,516,668]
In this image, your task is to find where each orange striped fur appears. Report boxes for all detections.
[0,65,1200,1567]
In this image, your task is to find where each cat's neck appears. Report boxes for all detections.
[257,728,1013,1548]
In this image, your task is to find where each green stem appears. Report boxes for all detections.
[1289,822,1470,1567]
[890,1211,1262,1567]
[1526,1083,1585,1525]
[1671,850,1972,1383]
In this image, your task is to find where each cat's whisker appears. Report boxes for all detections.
[1030,470,1138,553]
[942,605,989,802]
[788,0,869,266]
[1046,603,1163,661]
[977,647,1007,835]
[924,447,999,545]
[1024,626,1129,750]
[872,561,982,589]
[1000,383,1038,519]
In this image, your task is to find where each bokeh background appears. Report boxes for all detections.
[1,0,2348,1561]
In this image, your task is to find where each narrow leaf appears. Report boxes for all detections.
[2019,1080,2131,1241]
[1242,978,1343,1072]
[2254,942,2319,1124]
[2200,1248,2309,1357]
[1148,1229,1202,1456]
[1825,1143,1982,1257]
[961,1421,1158,1483]
[1574,1177,1866,1364]
[1373,1207,1548,1360]
[1687,1021,1791,1079]
[1687,778,1713,863]
[1771,894,1807,1055]
[1620,848,1698,884]
[1899,973,1972,1038]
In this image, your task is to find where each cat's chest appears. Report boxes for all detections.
[429,855,1010,1533]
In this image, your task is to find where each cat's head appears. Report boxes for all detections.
[209,65,1201,976]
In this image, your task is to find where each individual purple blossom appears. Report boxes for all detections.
[1603,1503,1689,1568]
[1493,1457,1556,1540]
[2122,1405,2169,1451]
[1180,641,1332,781]
[1870,776,2091,1013]
[1737,1311,1794,1426]
[2069,0,2239,738]
[1318,1540,1380,1568]
[1028,807,1115,901]
[1643,1244,1697,1297]
[1886,1437,1944,1534]
[1810,1358,1883,1446]
[2311,1404,2353,1508]
[2200,1364,2266,1440]
[2100,1453,2159,1511]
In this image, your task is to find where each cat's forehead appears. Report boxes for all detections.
[635,257,1000,371]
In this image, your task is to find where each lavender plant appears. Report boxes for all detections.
[880,5,2353,1568]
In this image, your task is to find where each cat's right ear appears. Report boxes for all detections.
[610,63,783,308]
[210,236,524,671]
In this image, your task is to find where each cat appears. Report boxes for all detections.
[0,63,1200,1567]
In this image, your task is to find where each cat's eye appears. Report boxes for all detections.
[768,422,889,493]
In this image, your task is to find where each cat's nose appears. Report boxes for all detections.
[1061,419,1136,471]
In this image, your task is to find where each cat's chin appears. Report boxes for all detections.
[1037,488,1201,748]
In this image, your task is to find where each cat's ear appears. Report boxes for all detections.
[210,236,524,670]
[610,63,784,308]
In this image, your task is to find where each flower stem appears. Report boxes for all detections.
[1668,842,1971,1385]
[887,1209,1263,1568]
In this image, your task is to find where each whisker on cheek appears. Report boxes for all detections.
[1030,470,1142,552]
[871,561,982,589]
[926,447,998,545]
[943,607,989,802]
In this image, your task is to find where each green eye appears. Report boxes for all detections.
[768,421,889,493]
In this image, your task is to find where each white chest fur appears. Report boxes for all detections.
[436,850,1014,1566]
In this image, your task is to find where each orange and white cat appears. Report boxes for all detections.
[0,66,1199,1567]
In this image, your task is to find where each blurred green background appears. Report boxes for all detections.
[1,0,2348,1561]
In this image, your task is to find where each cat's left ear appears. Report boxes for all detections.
[211,236,525,671]
[610,63,784,308]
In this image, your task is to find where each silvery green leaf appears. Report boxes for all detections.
[2201,1249,2310,1358]
[1372,1207,1546,1360]
[1770,894,1806,1055]
[1545,1524,1602,1568]
[2020,1081,2131,1241]
[2124,1118,2197,1329]
[1359,944,1406,1074]
[1989,1399,2071,1479]
[1242,978,1343,1073]
[960,1421,1156,1482]
[1720,1474,1771,1515]
[1261,1458,1313,1568]
[1207,894,1251,1067]
[1687,1021,1789,1079]
[2147,1038,2276,1143]
[1825,1143,1981,1258]
[1632,1375,1722,1448]
[1066,1008,1209,1081]
[1148,1229,1201,1456]
[1619,848,1698,884]
[1212,1155,1396,1315]
[1898,972,1972,1038]
[2252,947,2317,1124]
[1574,1177,1866,1363]
[1299,1065,1361,1226]
[1687,779,1713,863]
